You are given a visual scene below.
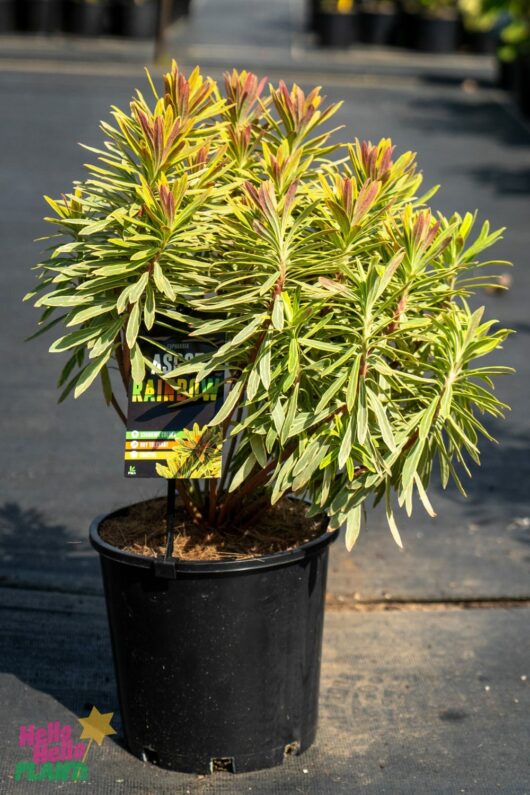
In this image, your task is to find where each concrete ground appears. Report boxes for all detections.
[1,0,530,791]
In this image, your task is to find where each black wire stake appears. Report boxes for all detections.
[165,478,176,561]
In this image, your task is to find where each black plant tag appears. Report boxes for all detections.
[124,337,224,478]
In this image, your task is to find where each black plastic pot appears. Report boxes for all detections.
[359,6,397,45]
[62,1,107,35]
[307,0,319,30]
[497,57,516,91]
[395,7,418,48]
[109,0,158,38]
[515,55,530,117]
[90,503,338,773]
[415,14,458,53]
[316,11,358,48]
[0,0,16,33]
[16,0,62,33]
[464,28,497,55]
[172,0,191,19]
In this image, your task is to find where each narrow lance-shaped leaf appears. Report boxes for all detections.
[271,295,284,331]
[414,473,436,518]
[74,351,112,399]
[229,451,257,492]
[338,416,353,470]
[259,337,272,390]
[385,484,403,549]
[345,504,362,551]
[209,380,243,427]
[130,343,145,384]
[126,302,141,349]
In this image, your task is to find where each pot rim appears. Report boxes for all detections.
[90,498,339,576]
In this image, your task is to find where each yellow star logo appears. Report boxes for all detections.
[78,706,116,759]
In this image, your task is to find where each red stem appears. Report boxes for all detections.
[176,481,203,525]
[208,478,218,526]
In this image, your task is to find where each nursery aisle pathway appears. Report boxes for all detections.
[1,35,530,795]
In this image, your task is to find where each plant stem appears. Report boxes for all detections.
[189,478,203,510]
[218,405,244,496]
[218,454,279,525]
[175,480,203,524]
[122,338,131,385]
[235,493,271,529]
[110,392,127,425]
[208,478,218,525]
[115,341,129,395]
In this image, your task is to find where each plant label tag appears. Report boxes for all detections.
[124,337,224,479]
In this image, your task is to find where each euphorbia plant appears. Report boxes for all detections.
[27,63,511,549]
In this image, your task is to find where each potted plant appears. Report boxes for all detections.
[27,63,511,773]
[16,0,62,33]
[109,0,158,37]
[415,0,460,50]
[496,0,530,108]
[459,0,500,52]
[514,39,530,113]
[315,0,359,46]
[359,0,398,44]
[496,28,521,89]
[62,0,107,35]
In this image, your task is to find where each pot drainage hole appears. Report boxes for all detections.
[141,748,159,765]
[284,741,301,757]
[210,757,235,773]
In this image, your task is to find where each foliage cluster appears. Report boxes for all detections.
[492,0,530,59]
[28,63,511,547]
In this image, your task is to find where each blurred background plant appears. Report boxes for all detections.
[460,0,501,33]
[1,0,529,116]
[0,0,188,38]
[485,0,530,110]
[495,0,530,61]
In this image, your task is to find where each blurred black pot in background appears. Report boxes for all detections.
[173,0,191,19]
[497,56,517,91]
[464,28,498,54]
[62,0,107,36]
[17,0,62,33]
[109,0,158,38]
[515,54,530,116]
[395,5,419,48]
[0,0,15,32]
[416,12,459,52]
[317,11,358,47]
[359,2,397,45]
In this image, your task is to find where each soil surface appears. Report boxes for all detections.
[99,497,327,561]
